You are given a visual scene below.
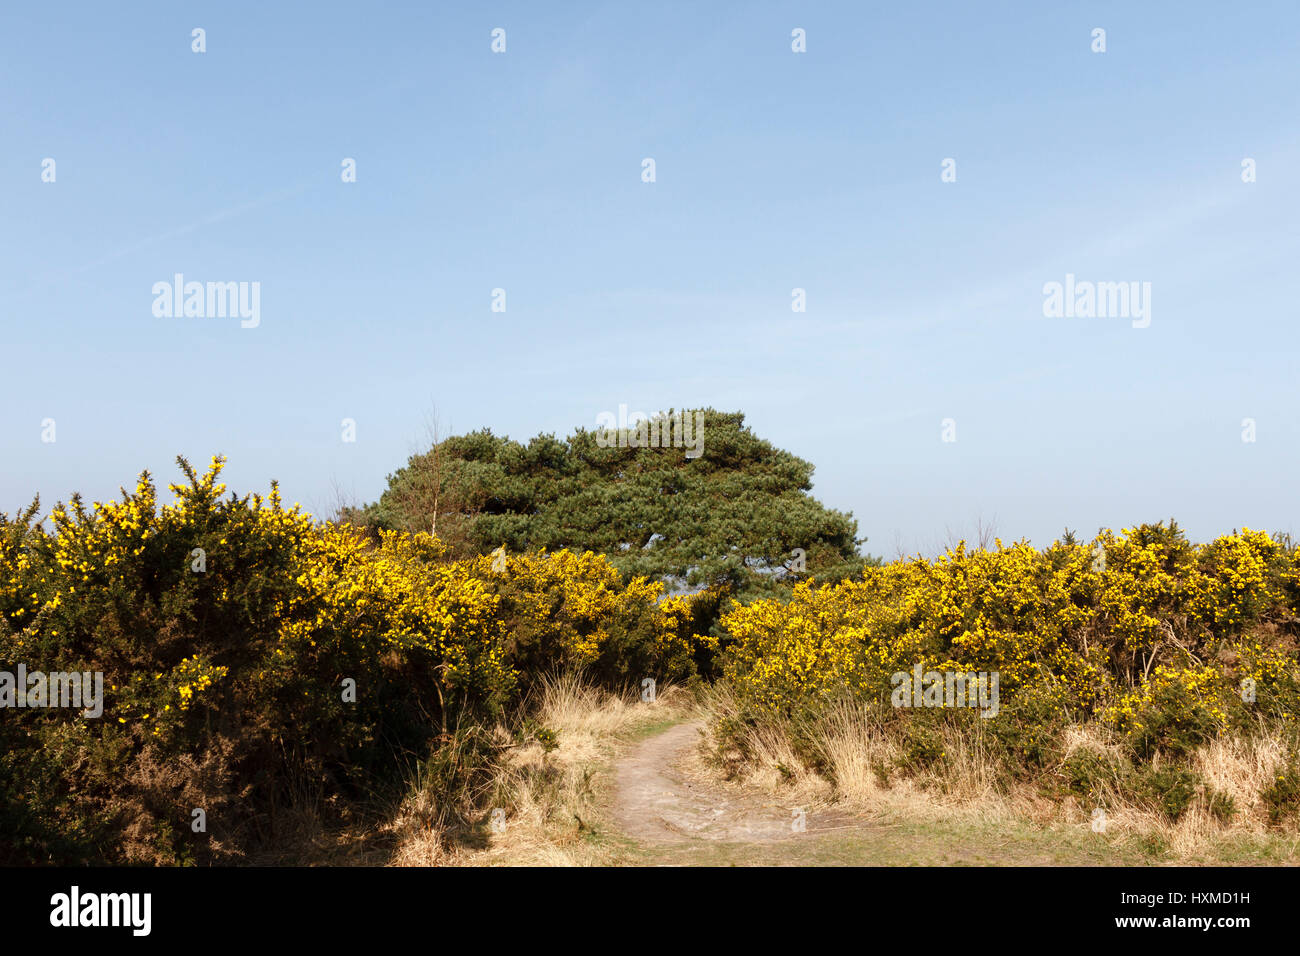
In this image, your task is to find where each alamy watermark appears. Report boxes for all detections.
[0,665,103,717]
[1042,274,1150,328]
[595,405,705,459]
[891,665,1000,718]
[49,886,150,936]
[152,274,260,328]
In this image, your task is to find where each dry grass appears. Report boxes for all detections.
[387,673,692,866]
[696,687,1300,862]
[379,678,1299,866]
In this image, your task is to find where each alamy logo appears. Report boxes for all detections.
[1042,273,1150,328]
[0,665,103,717]
[891,664,1000,718]
[49,886,151,936]
[595,405,705,459]
[152,274,261,328]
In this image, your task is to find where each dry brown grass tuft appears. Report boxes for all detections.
[387,673,692,866]
[694,689,1300,861]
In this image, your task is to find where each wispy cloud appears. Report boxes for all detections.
[27,180,318,286]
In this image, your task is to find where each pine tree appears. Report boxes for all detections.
[363,409,874,604]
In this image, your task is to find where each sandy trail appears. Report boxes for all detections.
[611,720,858,844]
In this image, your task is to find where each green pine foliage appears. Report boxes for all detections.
[363,409,875,609]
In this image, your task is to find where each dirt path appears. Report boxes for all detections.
[611,720,856,845]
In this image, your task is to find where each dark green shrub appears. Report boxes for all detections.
[1136,766,1202,821]
[1262,757,1300,827]
[898,720,946,773]
[1061,748,1123,802]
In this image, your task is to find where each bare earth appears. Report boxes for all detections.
[611,720,860,845]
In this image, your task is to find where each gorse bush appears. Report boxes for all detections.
[0,457,713,864]
[1262,753,1300,826]
[721,523,1300,723]
[716,523,1300,821]
[7,450,1299,860]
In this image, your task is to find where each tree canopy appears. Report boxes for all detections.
[361,409,873,604]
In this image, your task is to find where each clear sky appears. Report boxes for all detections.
[3,1,1297,557]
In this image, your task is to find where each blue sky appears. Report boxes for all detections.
[3,1,1297,556]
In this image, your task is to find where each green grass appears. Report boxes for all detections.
[604,813,1300,866]
[624,714,687,743]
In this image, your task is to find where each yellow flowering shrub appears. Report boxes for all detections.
[1235,640,1300,720]
[724,539,1108,716]
[721,524,1299,747]
[1103,664,1234,758]
[656,586,726,678]
[478,548,662,679]
[723,577,878,710]
[1189,529,1287,631]
[1094,524,1197,656]
[0,456,713,864]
